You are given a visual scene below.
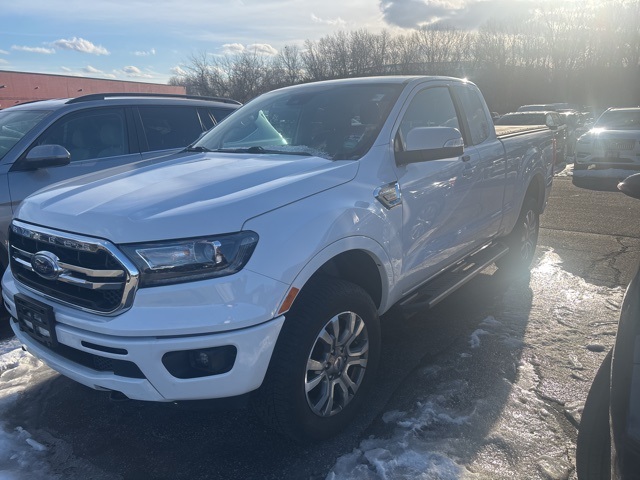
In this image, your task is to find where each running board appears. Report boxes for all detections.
[398,242,508,315]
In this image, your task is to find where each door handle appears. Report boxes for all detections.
[461,154,471,162]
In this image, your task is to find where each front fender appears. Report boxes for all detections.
[242,183,401,314]
[286,236,394,314]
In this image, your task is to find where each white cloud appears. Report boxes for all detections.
[311,13,346,26]
[82,65,102,74]
[133,48,156,56]
[378,0,542,29]
[122,65,142,75]
[221,43,278,56]
[11,45,56,54]
[170,66,187,76]
[222,43,246,55]
[121,65,153,78]
[59,66,116,79]
[247,43,278,56]
[0,59,8,65]
[52,37,110,55]
[0,49,8,55]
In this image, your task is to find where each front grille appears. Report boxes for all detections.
[9,221,139,315]
[606,139,636,151]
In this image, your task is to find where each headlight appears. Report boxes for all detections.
[120,231,258,287]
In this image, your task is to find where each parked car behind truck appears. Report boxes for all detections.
[2,76,555,442]
[574,107,640,171]
[495,111,568,163]
[0,93,241,285]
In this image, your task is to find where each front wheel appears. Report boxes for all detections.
[497,196,539,272]
[252,277,381,442]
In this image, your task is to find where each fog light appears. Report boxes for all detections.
[162,346,237,379]
[189,348,231,373]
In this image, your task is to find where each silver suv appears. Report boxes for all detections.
[0,93,241,300]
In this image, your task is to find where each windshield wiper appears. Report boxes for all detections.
[184,145,212,153]
[213,146,312,156]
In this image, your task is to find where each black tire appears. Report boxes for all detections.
[497,196,539,271]
[576,350,612,480]
[251,276,381,443]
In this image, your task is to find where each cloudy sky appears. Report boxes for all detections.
[0,0,574,84]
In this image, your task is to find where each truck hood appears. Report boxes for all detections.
[16,152,358,243]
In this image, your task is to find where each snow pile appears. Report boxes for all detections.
[0,338,59,479]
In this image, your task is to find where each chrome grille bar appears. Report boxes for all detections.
[9,220,140,316]
[12,245,126,278]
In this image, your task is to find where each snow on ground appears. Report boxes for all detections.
[327,250,623,480]
[0,336,60,480]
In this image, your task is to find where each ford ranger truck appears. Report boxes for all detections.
[2,76,554,442]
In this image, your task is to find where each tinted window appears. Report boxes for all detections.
[595,110,640,130]
[197,108,216,131]
[453,86,491,145]
[139,106,204,151]
[35,108,127,162]
[209,107,234,123]
[0,110,52,161]
[398,87,459,149]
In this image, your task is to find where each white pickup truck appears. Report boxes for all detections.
[2,76,555,442]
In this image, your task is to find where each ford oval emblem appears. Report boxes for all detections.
[31,251,64,281]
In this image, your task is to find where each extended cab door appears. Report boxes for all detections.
[7,107,142,210]
[392,84,482,293]
[450,83,506,242]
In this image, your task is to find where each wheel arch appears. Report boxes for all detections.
[284,237,393,315]
[526,172,545,214]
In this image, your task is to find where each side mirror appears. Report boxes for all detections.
[545,115,558,130]
[16,144,71,171]
[396,127,464,166]
[618,173,640,200]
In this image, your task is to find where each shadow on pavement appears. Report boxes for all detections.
[1,266,534,480]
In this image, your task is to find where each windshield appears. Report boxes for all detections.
[0,110,52,161]
[595,110,640,130]
[194,83,403,160]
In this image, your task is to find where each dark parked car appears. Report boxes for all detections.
[577,173,640,479]
[0,92,241,314]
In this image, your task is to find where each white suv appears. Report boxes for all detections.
[574,107,640,170]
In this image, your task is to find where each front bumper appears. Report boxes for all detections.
[574,148,640,169]
[2,268,287,401]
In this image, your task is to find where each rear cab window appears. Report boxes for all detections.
[452,85,492,146]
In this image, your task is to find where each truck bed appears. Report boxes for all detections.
[495,125,548,139]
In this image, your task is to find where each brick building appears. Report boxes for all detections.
[0,70,185,109]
